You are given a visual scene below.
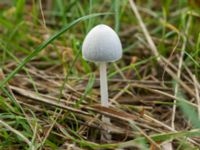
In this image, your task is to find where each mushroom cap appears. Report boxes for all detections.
[82,24,122,62]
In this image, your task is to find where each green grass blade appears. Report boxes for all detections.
[15,0,26,21]
[114,0,120,33]
[0,13,111,88]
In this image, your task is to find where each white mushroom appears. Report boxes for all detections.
[82,24,122,107]
[82,24,122,141]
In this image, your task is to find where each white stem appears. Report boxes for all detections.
[99,62,109,107]
[99,62,111,141]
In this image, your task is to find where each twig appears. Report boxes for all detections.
[129,0,159,58]
[39,109,63,150]
[171,15,191,130]
[10,85,90,116]
[192,75,200,118]
[129,120,161,149]
[131,83,197,108]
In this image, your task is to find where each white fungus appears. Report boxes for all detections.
[82,24,122,62]
[82,24,123,141]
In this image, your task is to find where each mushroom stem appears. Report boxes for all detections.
[99,62,109,107]
[99,62,111,141]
